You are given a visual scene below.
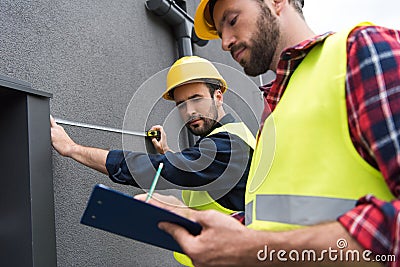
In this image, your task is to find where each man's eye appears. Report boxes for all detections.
[177,102,186,110]
[192,97,202,102]
[230,16,237,26]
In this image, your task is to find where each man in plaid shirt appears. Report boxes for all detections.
[139,0,400,266]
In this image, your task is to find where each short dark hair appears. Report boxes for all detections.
[290,0,304,16]
[208,0,218,25]
[168,78,222,100]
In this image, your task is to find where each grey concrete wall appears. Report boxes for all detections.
[0,0,266,266]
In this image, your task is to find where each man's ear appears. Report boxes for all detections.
[214,89,224,107]
[272,0,286,15]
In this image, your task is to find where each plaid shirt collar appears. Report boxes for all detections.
[259,32,334,112]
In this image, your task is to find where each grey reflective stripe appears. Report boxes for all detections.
[245,201,253,226]
[255,195,357,226]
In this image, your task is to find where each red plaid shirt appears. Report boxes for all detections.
[256,25,400,265]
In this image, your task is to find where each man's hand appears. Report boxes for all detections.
[159,209,257,267]
[135,193,259,266]
[159,213,382,267]
[50,115,108,174]
[50,115,77,157]
[149,125,172,154]
[134,193,194,219]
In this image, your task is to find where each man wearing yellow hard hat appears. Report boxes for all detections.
[137,0,400,266]
[50,55,255,265]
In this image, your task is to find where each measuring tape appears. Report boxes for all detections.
[54,117,161,140]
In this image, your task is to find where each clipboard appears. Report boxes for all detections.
[80,184,202,253]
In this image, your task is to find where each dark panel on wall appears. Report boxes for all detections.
[0,76,56,266]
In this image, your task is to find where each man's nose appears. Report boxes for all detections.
[221,31,236,51]
[185,101,197,116]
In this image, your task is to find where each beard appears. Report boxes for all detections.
[185,102,219,136]
[232,2,280,76]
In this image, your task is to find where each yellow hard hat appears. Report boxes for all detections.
[194,0,219,40]
[194,0,305,40]
[163,56,227,100]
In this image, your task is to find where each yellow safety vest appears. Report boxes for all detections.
[175,121,256,266]
[245,22,395,231]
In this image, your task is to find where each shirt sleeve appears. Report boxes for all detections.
[230,211,246,225]
[338,25,400,261]
[105,131,251,191]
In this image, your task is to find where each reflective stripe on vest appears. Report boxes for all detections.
[245,22,395,231]
[245,195,356,226]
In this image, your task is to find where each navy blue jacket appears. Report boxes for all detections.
[105,114,253,211]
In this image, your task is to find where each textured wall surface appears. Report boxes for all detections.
[0,0,266,266]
